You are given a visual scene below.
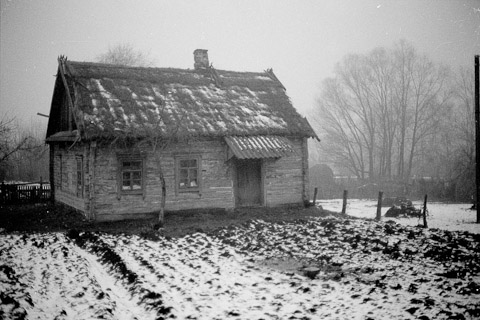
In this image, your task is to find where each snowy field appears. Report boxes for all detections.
[1,214,479,319]
[318,199,480,234]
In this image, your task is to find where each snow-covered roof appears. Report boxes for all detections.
[47,59,317,141]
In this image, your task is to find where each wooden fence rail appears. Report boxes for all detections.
[0,182,51,205]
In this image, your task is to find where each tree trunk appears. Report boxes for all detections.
[406,125,418,182]
[397,105,406,179]
[155,152,167,227]
[368,143,375,181]
[159,171,166,226]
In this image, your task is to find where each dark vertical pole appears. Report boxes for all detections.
[475,55,480,223]
[1,181,5,204]
[49,145,55,203]
[313,187,318,206]
[423,194,428,228]
[342,190,348,214]
[376,191,383,220]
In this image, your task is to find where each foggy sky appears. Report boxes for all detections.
[1,0,479,127]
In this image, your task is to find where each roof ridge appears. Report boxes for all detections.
[67,60,191,72]
[67,60,271,76]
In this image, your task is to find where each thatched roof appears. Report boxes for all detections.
[47,59,317,141]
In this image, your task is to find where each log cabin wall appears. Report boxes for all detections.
[51,137,309,221]
[91,138,234,221]
[53,143,88,214]
[164,138,234,211]
[263,137,307,206]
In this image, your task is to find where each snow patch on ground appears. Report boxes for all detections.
[318,199,480,234]
[1,209,479,319]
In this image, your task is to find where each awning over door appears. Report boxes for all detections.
[225,135,296,159]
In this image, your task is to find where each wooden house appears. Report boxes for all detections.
[45,50,317,221]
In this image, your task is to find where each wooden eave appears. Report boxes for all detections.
[45,130,79,143]
[46,57,83,141]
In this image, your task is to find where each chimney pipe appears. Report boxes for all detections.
[193,49,209,70]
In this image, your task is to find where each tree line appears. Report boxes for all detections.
[313,40,475,201]
[0,116,49,183]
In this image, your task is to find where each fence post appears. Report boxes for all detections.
[342,190,348,214]
[423,194,428,228]
[13,184,17,202]
[32,185,37,202]
[312,187,318,206]
[40,178,44,201]
[1,181,4,204]
[376,191,383,220]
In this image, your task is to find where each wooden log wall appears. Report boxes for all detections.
[92,138,234,221]
[51,136,311,221]
[53,143,87,213]
[263,137,306,206]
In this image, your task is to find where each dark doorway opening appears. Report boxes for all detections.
[235,159,262,207]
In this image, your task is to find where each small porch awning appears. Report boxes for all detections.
[45,130,79,143]
[225,135,296,159]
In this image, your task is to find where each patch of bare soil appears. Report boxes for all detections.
[0,203,91,232]
[0,203,341,237]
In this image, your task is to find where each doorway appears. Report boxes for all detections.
[235,159,263,207]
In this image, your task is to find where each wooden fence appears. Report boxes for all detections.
[0,182,51,205]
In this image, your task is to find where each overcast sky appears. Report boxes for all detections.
[1,0,479,128]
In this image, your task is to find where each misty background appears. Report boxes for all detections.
[1,0,479,200]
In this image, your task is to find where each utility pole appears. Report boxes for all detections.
[475,55,480,223]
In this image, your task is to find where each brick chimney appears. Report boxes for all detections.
[193,49,209,70]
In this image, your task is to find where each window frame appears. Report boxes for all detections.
[117,154,146,199]
[175,154,202,195]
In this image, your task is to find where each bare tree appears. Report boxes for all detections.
[315,40,451,184]
[316,77,369,179]
[0,115,27,164]
[317,49,395,181]
[392,41,451,180]
[15,120,49,181]
[108,98,187,226]
[446,67,476,200]
[391,40,415,180]
[96,43,155,67]
[0,115,46,181]
[368,48,396,179]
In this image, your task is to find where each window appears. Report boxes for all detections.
[176,156,201,193]
[117,155,145,198]
[76,156,83,197]
[121,160,143,191]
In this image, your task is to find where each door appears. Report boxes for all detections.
[236,159,262,207]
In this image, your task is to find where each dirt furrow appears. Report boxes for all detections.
[66,230,173,319]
